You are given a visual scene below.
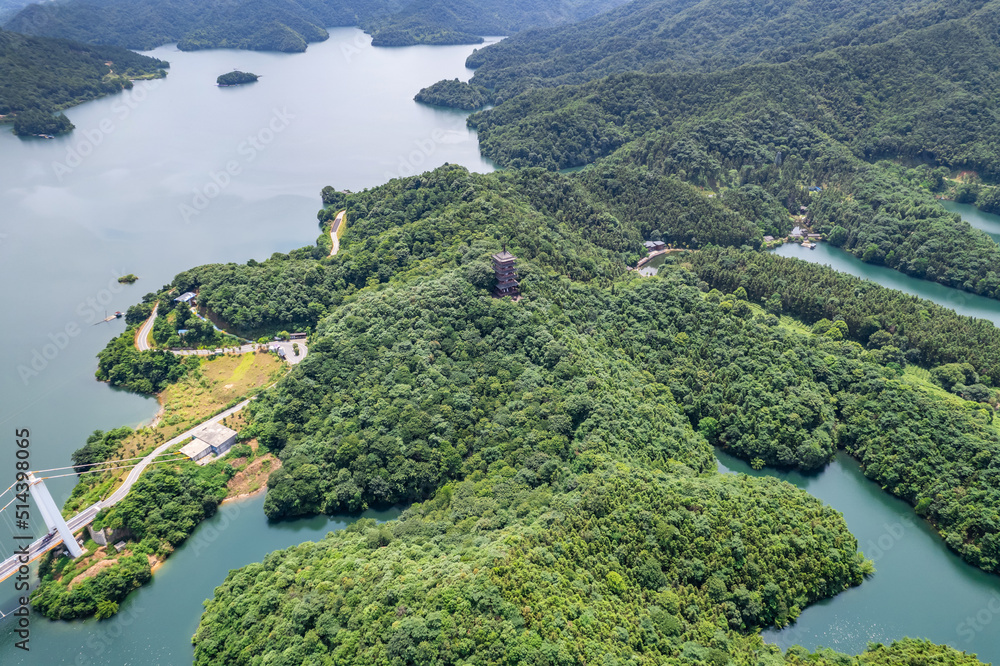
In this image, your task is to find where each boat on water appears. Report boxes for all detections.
[94,311,124,324]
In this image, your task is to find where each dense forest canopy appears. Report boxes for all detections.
[461,2,1000,299]
[196,458,876,663]
[415,78,492,109]
[4,0,405,51]
[217,70,258,85]
[0,27,167,129]
[177,164,999,663]
[148,165,1000,577]
[688,247,1000,382]
[469,4,1000,180]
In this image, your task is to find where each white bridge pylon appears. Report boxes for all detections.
[26,473,82,558]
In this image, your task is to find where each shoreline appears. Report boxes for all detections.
[221,484,268,505]
[144,396,166,429]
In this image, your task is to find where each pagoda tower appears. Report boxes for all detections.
[492,248,520,298]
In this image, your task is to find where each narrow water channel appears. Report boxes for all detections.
[769,241,1000,325]
[758,201,1000,662]
[941,201,1000,245]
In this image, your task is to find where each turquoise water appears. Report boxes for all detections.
[770,242,1000,325]
[941,200,1000,244]
[0,494,400,664]
[717,451,1000,663]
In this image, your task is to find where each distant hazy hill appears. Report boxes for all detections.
[4,0,406,52]
[363,0,633,46]
[4,0,631,51]
[464,0,991,97]
[0,27,167,133]
[0,0,32,22]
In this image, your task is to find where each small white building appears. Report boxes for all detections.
[180,422,238,462]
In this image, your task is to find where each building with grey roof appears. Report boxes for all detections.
[179,422,237,462]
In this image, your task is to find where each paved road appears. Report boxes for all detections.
[135,302,158,351]
[0,400,251,584]
[330,210,344,256]
[0,504,103,590]
[173,340,308,365]
[133,302,307,364]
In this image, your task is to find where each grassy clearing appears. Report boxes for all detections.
[901,365,1000,427]
[61,351,285,516]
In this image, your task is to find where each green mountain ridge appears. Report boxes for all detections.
[4,0,406,52]
[363,0,633,46]
[463,0,991,97]
[462,3,1000,300]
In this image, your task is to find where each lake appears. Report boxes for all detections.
[762,203,1000,663]
[0,28,496,503]
[2,33,999,665]
[0,28,493,663]
[941,200,1000,244]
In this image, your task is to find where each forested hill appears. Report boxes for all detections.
[0,28,167,134]
[176,164,1000,663]
[4,0,405,52]
[5,0,632,51]
[463,0,989,98]
[362,0,632,46]
[470,3,1000,177]
[461,3,1000,300]
[146,163,1000,576]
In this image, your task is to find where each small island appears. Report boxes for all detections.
[217,70,259,86]
[118,273,138,284]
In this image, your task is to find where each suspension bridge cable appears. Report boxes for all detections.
[30,451,187,475]
[35,456,189,482]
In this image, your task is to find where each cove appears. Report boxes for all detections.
[0,493,401,664]
[764,209,1000,661]
[0,28,493,663]
[716,450,1000,663]
[0,28,497,497]
[940,200,1000,245]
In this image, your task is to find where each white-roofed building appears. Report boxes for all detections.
[179,422,238,462]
